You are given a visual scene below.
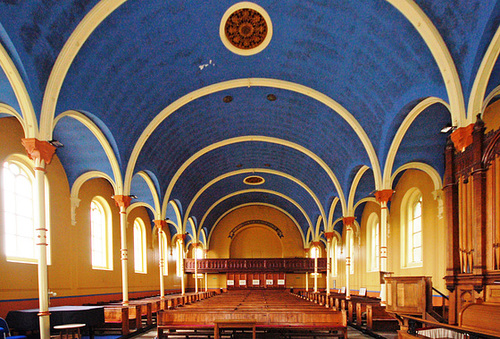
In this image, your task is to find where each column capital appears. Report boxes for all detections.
[21,138,56,165]
[175,233,187,242]
[342,216,356,228]
[154,219,167,231]
[450,123,474,152]
[324,232,334,241]
[113,195,132,208]
[311,241,321,247]
[375,190,394,204]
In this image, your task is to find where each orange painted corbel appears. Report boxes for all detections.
[450,124,474,152]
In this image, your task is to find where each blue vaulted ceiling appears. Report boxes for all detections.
[0,0,499,243]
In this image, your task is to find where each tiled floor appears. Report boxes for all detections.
[131,326,393,338]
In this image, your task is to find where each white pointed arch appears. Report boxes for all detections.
[206,202,305,248]
[314,216,323,240]
[133,170,161,216]
[347,165,371,214]
[127,201,156,217]
[166,200,183,235]
[385,0,465,127]
[70,170,117,226]
[200,188,313,240]
[305,228,313,248]
[126,78,383,205]
[468,26,500,122]
[39,0,127,139]
[0,42,37,137]
[327,197,340,232]
[391,162,442,192]
[54,110,123,193]
[483,85,500,113]
[161,135,345,218]
[383,97,450,188]
[353,197,378,215]
[186,217,197,242]
[0,103,26,134]
[182,168,327,231]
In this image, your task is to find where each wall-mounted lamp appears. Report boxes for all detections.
[440,123,455,134]
[49,140,64,148]
[129,195,138,199]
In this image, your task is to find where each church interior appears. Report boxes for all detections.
[0,1,500,338]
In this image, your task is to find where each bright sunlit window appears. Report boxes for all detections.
[91,197,113,270]
[367,213,380,272]
[134,218,147,273]
[402,189,423,268]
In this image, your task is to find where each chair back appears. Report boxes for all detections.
[0,317,11,336]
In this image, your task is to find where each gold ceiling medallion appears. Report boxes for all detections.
[244,175,265,185]
[220,2,273,56]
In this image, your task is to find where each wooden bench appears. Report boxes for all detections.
[366,304,398,331]
[157,291,347,338]
[214,319,256,339]
[103,304,141,335]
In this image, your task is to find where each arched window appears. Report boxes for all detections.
[91,197,113,270]
[134,218,147,274]
[2,160,50,263]
[367,213,380,272]
[330,237,338,277]
[195,246,204,260]
[160,231,168,276]
[310,245,321,259]
[402,189,423,267]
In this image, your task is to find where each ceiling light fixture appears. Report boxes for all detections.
[49,140,64,148]
[440,123,455,133]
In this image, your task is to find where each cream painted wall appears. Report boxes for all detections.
[351,169,447,295]
[484,100,500,133]
[208,205,304,258]
[0,118,175,318]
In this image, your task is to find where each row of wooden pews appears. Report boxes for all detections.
[157,290,347,338]
[102,291,216,335]
[299,290,399,333]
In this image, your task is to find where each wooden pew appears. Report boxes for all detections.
[157,290,347,338]
[354,299,380,326]
[366,304,398,331]
[103,304,141,335]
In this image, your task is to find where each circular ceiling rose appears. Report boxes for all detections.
[220,2,273,56]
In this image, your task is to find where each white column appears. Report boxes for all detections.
[180,237,185,295]
[194,244,198,293]
[345,227,351,300]
[314,247,318,293]
[22,139,56,339]
[114,195,131,305]
[156,221,165,301]
[34,158,50,339]
[325,233,333,296]
[376,190,393,306]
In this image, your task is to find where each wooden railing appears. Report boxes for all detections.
[184,258,327,273]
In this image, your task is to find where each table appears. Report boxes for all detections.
[6,306,104,338]
[53,323,85,339]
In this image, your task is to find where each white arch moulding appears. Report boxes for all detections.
[468,26,500,123]
[206,202,305,249]
[70,170,117,226]
[133,171,162,215]
[126,77,382,202]
[347,165,371,215]
[39,0,127,139]
[0,103,26,134]
[54,110,124,193]
[161,135,346,218]
[182,168,327,231]
[390,162,443,192]
[383,97,450,188]
[0,42,37,137]
[385,0,465,127]
[201,189,313,243]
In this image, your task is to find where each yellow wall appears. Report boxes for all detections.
[484,100,500,133]
[208,205,304,258]
[352,169,447,295]
[0,118,177,317]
